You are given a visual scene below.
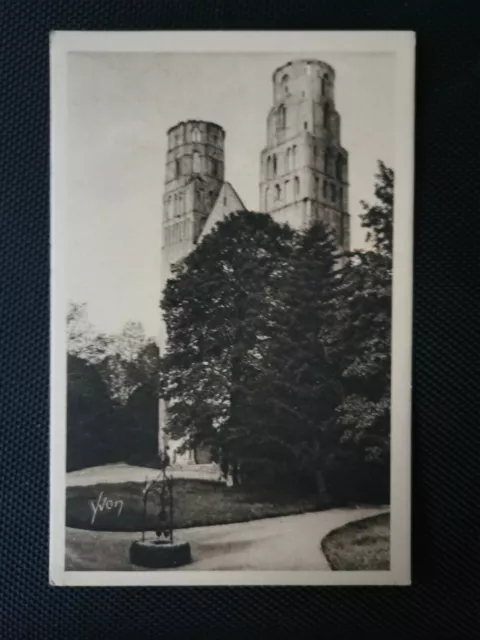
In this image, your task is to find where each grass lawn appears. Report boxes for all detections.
[321,512,390,570]
[66,479,320,532]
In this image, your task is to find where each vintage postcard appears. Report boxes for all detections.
[50,31,414,586]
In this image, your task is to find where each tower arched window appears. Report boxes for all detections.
[267,156,272,180]
[275,184,281,202]
[265,187,270,210]
[174,194,178,216]
[323,102,331,129]
[277,104,287,130]
[336,155,343,181]
[192,127,201,143]
[286,148,291,172]
[325,149,332,175]
[195,188,204,219]
[294,176,300,199]
[178,193,183,215]
[284,180,290,202]
[193,152,201,174]
[322,179,328,200]
[321,74,329,97]
[330,183,337,203]
[166,196,171,220]
[292,146,297,169]
[211,158,218,178]
[315,177,319,199]
[273,154,277,176]
[175,159,181,178]
[302,199,308,225]
[339,187,343,210]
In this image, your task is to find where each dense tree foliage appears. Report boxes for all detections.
[332,161,393,502]
[247,222,343,500]
[160,162,393,504]
[67,354,118,471]
[67,302,110,364]
[160,211,296,483]
[66,307,160,468]
[360,161,393,256]
[68,161,393,506]
[97,325,160,405]
[121,380,159,465]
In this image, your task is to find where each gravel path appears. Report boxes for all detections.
[66,506,388,571]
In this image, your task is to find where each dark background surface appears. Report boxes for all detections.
[1,1,479,638]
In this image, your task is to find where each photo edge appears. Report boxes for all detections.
[50,31,414,586]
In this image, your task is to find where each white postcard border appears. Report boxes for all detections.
[50,30,414,587]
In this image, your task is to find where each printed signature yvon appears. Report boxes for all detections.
[89,491,124,525]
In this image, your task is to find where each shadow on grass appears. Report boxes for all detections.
[66,479,322,532]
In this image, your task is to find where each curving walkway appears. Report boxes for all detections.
[65,506,389,572]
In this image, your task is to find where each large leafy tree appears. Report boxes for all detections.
[360,160,393,255]
[98,322,160,405]
[67,302,111,364]
[67,354,118,470]
[252,221,343,500]
[121,379,159,463]
[67,305,161,466]
[68,305,160,404]
[334,161,393,502]
[160,211,296,482]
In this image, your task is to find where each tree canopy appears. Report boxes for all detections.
[66,308,160,467]
[67,354,117,471]
[160,211,296,478]
[67,161,394,505]
[160,162,394,503]
[333,160,393,502]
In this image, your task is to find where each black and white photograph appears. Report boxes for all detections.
[50,31,414,586]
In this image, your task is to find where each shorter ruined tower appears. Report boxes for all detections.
[159,120,226,454]
[161,120,225,293]
[259,59,350,250]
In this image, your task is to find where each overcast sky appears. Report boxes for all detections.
[66,51,394,338]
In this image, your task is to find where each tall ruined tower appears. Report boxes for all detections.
[159,120,225,452]
[259,59,350,250]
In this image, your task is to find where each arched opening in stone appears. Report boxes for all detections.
[323,102,331,129]
[294,176,300,199]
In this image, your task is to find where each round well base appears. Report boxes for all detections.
[129,539,192,569]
